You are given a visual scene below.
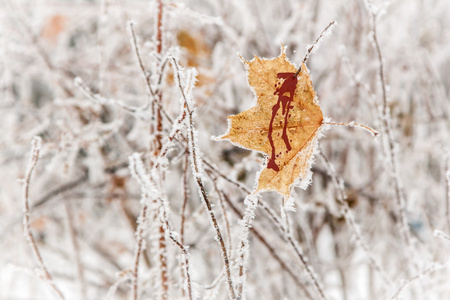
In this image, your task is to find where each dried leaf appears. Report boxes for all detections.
[219,46,325,196]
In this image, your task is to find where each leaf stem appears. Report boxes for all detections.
[322,121,379,136]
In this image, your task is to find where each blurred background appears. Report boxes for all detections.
[1,0,450,299]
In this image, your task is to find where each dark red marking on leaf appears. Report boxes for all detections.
[267,72,298,171]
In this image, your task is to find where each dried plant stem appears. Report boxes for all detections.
[236,195,258,299]
[370,9,413,249]
[323,121,379,136]
[173,59,236,300]
[130,155,193,300]
[318,150,391,287]
[207,171,233,254]
[156,196,194,300]
[168,237,193,300]
[153,0,164,154]
[445,155,450,232]
[180,152,189,297]
[202,160,326,299]
[204,161,312,297]
[156,0,163,54]
[158,222,169,300]
[118,201,152,268]
[22,137,65,300]
[389,262,449,300]
[64,202,87,300]
[32,172,88,210]
[285,233,327,300]
[258,200,328,300]
[295,20,337,77]
[221,193,313,299]
[130,204,148,300]
[180,152,189,246]
[129,21,155,100]
[204,159,325,298]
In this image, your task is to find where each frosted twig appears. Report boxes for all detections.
[64,202,87,300]
[445,154,450,232]
[128,20,155,101]
[318,149,391,287]
[368,3,413,252]
[155,0,164,55]
[106,270,131,300]
[172,57,236,300]
[130,154,194,300]
[389,262,449,300]
[129,201,147,300]
[202,159,324,298]
[180,151,189,297]
[323,120,379,136]
[295,21,337,77]
[152,0,165,158]
[260,200,328,300]
[208,170,233,254]
[204,157,325,298]
[202,158,252,194]
[22,137,65,300]
[434,229,450,242]
[221,193,313,299]
[236,194,258,299]
[180,151,189,246]
[154,108,187,169]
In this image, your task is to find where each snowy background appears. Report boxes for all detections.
[1,0,450,299]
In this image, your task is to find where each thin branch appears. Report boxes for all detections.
[130,154,194,300]
[202,159,326,299]
[155,0,164,54]
[235,194,258,299]
[180,151,190,298]
[221,193,313,299]
[323,120,379,136]
[172,58,236,300]
[295,21,337,77]
[129,202,148,300]
[318,149,391,287]
[64,202,87,300]
[180,151,189,246]
[389,262,449,300]
[22,137,65,300]
[207,170,233,254]
[32,172,88,210]
[128,21,155,100]
[445,154,450,233]
[369,4,413,250]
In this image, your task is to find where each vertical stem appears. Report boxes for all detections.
[130,205,148,300]
[154,0,164,152]
[371,10,412,249]
[445,155,450,233]
[180,151,189,246]
[180,151,189,298]
[318,150,391,287]
[154,2,168,298]
[173,59,236,300]
[64,202,87,300]
[156,0,163,55]
[22,137,65,300]
[158,220,168,300]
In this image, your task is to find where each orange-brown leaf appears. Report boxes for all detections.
[220,46,324,196]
